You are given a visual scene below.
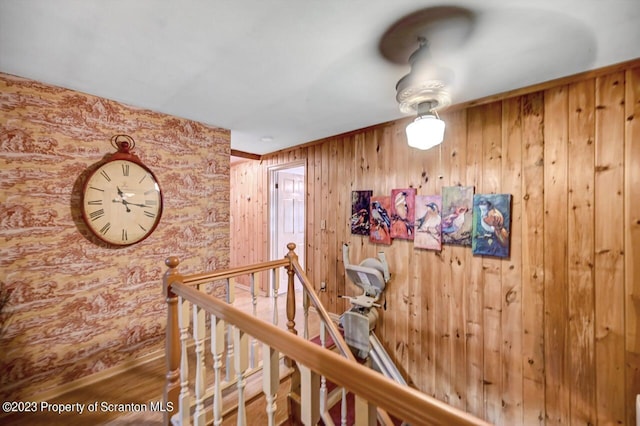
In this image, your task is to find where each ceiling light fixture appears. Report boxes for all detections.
[396,38,451,150]
[405,101,445,150]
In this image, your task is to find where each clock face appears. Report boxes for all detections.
[82,159,162,246]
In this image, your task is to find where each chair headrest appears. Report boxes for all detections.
[345,260,386,298]
[342,243,390,299]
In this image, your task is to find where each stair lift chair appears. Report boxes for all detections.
[340,243,390,359]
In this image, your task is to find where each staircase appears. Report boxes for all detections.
[161,243,491,426]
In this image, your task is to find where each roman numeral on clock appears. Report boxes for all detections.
[144,211,156,218]
[99,222,111,235]
[100,170,111,182]
[122,163,130,176]
[89,209,105,221]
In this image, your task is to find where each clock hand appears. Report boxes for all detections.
[116,186,136,199]
[112,198,132,212]
[113,197,146,211]
[122,200,147,208]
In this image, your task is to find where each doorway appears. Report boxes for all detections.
[269,161,305,295]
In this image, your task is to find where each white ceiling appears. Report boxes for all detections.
[1,1,639,155]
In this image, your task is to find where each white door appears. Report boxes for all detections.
[273,168,305,294]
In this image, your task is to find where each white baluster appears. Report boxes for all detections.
[272,268,279,325]
[249,273,258,369]
[226,278,235,382]
[300,364,320,425]
[178,296,190,426]
[355,395,376,426]
[193,304,206,426]
[210,315,225,426]
[319,322,328,415]
[234,327,249,426]
[262,344,279,426]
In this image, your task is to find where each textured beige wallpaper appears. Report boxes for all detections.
[0,73,230,399]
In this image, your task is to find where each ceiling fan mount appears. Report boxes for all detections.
[379,6,476,114]
[395,37,453,114]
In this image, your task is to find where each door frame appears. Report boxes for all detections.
[268,160,306,293]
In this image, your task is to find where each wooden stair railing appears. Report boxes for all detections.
[163,243,491,426]
[163,254,293,426]
[283,244,393,426]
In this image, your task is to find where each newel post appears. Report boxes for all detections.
[163,256,181,425]
[284,242,298,337]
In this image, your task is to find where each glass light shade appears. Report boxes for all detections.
[405,114,445,150]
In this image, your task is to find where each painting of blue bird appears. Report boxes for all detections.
[472,194,512,257]
[414,195,442,250]
[369,196,392,245]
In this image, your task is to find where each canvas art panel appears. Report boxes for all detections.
[441,186,474,246]
[414,194,442,250]
[369,195,392,245]
[390,188,416,240]
[472,194,512,258]
[351,190,372,235]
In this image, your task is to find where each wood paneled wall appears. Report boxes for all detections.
[229,159,267,288]
[230,60,640,425]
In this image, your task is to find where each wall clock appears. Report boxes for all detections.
[81,135,163,246]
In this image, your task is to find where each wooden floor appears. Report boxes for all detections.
[0,289,320,426]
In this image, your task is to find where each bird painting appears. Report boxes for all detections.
[472,194,512,257]
[442,206,469,234]
[414,195,442,250]
[351,208,369,234]
[417,202,441,235]
[476,199,509,245]
[394,191,408,220]
[441,186,474,246]
[369,196,392,245]
[351,190,372,235]
[371,200,391,231]
[390,188,416,240]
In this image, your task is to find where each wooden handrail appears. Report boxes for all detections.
[287,249,393,425]
[288,254,396,425]
[288,256,352,359]
[179,258,290,287]
[169,281,490,426]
